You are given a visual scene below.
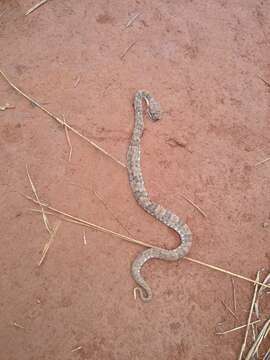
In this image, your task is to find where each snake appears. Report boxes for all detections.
[127,90,192,302]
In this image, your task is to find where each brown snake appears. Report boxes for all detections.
[127,90,192,302]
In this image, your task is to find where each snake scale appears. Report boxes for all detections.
[127,90,192,302]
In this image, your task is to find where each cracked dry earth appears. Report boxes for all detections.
[1,1,270,359]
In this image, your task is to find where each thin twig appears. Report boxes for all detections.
[125,13,140,28]
[238,271,260,360]
[63,115,72,161]
[221,299,238,320]
[25,0,49,16]
[120,41,137,60]
[26,165,51,233]
[181,194,207,218]
[23,194,270,290]
[0,69,125,168]
[38,221,61,266]
[255,157,270,167]
[216,320,261,335]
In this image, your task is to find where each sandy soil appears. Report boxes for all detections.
[1,1,270,359]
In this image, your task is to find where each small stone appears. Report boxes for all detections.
[262,222,269,228]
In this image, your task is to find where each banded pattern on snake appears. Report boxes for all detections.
[127,90,192,302]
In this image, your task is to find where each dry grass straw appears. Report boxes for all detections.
[120,41,137,60]
[0,69,125,168]
[26,196,157,249]
[218,270,270,358]
[62,115,72,161]
[258,273,270,298]
[258,75,270,88]
[181,194,207,218]
[263,347,270,360]
[216,320,261,336]
[93,189,133,236]
[221,299,238,320]
[255,157,270,167]
[0,103,15,111]
[245,318,270,360]
[83,230,87,245]
[73,76,81,88]
[238,271,261,360]
[25,0,49,15]
[26,165,51,234]
[125,13,141,28]
[71,346,82,353]
[24,194,270,291]
[242,272,270,359]
[251,322,258,359]
[13,321,25,329]
[183,258,270,290]
[38,220,61,266]
[231,277,237,314]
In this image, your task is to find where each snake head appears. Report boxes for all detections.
[148,98,161,121]
[149,110,160,121]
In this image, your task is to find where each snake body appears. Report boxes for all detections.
[127,90,192,302]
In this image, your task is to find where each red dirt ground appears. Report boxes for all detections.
[1,1,270,359]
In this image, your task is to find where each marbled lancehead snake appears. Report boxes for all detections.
[127,90,192,302]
